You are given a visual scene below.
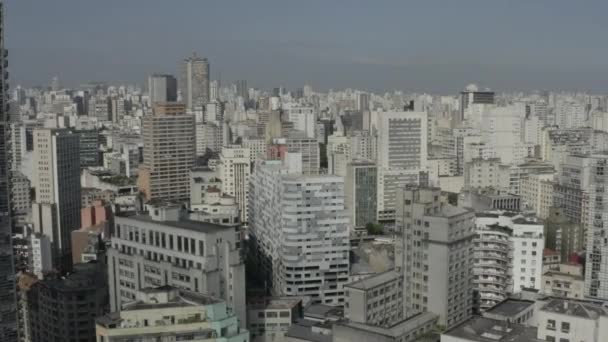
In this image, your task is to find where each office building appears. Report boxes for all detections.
[107,204,246,326]
[147,73,177,106]
[181,52,210,110]
[247,297,303,342]
[395,187,475,328]
[219,146,251,224]
[32,128,81,272]
[26,262,108,342]
[138,103,195,201]
[75,129,100,168]
[96,286,249,342]
[286,135,320,175]
[249,160,350,305]
[459,85,495,122]
[584,152,608,300]
[0,1,17,337]
[344,160,377,233]
[544,207,584,264]
[376,111,427,170]
[344,271,403,327]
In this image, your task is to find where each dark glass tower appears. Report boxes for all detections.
[0,1,18,341]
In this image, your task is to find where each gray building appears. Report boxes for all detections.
[345,160,377,233]
[147,73,177,106]
[107,204,246,326]
[0,0,18,339]
[32,128,81,273]
[344,271,403,327]
[181,52,210,110]
[26,262,108,342]
[75,129,100,168]
[395,186,475,328]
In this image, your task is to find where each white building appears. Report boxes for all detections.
[285,105,316,138]
[29,234,52,279]
[219,146,251,224]
[476,212,544,291]
[107,204,246,326]
[249,160,350,305]
[537,298,608,342]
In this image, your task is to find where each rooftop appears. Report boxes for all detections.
[117,212,229,234]
[304,304,344,321]
[345,271,400,291]
[443,316,542,342]
[247,297,302,310]
[285,319,333,342]
[484,299,535,318]
[540,299,608,319]
[337,312,437,338]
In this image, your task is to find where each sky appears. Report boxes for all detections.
[7,0,608,93]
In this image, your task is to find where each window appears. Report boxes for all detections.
[546,319,556,330]
[560,322,570,333]
[545,336,555,342]
[558,339,568,342]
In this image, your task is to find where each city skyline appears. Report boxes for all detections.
[8,0,608,92]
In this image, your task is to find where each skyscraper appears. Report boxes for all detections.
[31,128,81,273]
[138,103,195,202]
[147,74,177,106]
[181,53,210,110]
[0,1,18,339]
[459,84,495,122]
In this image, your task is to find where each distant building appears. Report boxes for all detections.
[344,160,377,234]
[247,297,303,342]
[147,74,177,106]
[181,52,210,110]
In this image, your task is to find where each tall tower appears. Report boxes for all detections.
[147,74,177,106]
[180,53,210,111]
[31,129,81,273]
[0,1,18,339]
[138,103,195,202]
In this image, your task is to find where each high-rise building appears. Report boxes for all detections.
[584,152,608,300]
[137,103,195,202]
[286,135,320,175]
[459,85,495,122]
[344,160,377,233]
[249,160,350,305]
[181,53,210,110]
[395,186,475,328]
[74,129,100,168]
[96,286,249,342]
[107,204,246,326]
[25,262,108,342]
[147,74,177,106]
[31,128,81,272]
[219,146,251,224]
[236,79,248,101]
[0,1,18,338]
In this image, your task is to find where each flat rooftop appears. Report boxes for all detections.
[345,271,400,291]
[443,316,542,342]
[247,297,302,310]
[484,299,535,318]
[285,319,333,342]
[117,212,229,234]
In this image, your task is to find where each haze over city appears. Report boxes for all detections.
[8,0,608,92]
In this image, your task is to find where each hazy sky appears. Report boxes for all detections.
[7,0,608,93]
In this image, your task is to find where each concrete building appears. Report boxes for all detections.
[542,263,585,299]
[333,312,438,342]
[147,73,177,105]
[441,316,540,342]
[26,262,108,342]
[395,187,475,328]
[249,160,350,305]
[459,86,495,122]
[520,171,555,219]
[75,129,101,168]
[29,234,52,279]
[375,111,427,171]
[247,297,303,342]
[181,52,210,110]
[344,160,377,234]
[472,224,513,311]
[464,158,504,190]
[537,298,608,342]
[476,213,544,292]
[544,207,584,263]
[583,152,608,300]
[108,204,246,326]
[10,171,30,215]
[219,146,251,224]
[344,271,403,327]
[286,135,320,175]
[32,128,81,272]
[96,286,249,342]
[138,103,195,201]
[286,105,316,138]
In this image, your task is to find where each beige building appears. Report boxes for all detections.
[542,263,585,299]
[219,146,251,224]
[520,171,555,219]
[138,103,195,201]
